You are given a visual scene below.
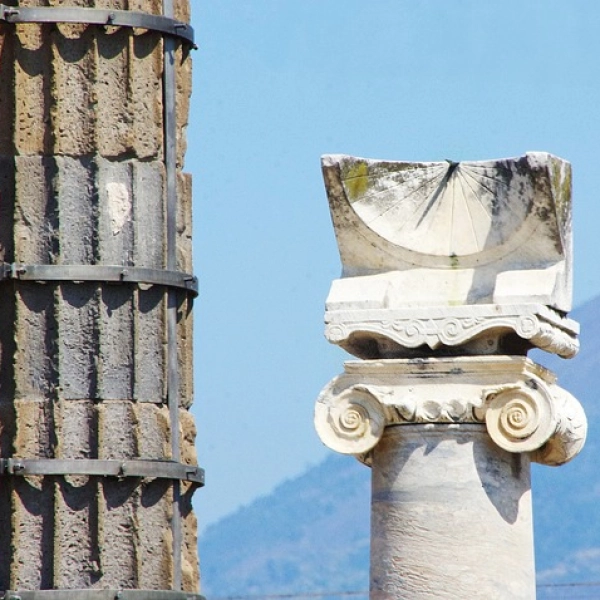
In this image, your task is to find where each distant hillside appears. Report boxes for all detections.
[200,453,370,598]
[200,296,600,599]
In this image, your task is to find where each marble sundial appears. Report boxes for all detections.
[342,158,533,261]
[321,152,577,358]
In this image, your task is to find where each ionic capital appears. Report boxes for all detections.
[314,357,586,466]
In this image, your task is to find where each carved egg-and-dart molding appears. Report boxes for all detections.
[315,357,586,466]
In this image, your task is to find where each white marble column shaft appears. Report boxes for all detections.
[370,425,535,599]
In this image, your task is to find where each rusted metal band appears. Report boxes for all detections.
[1,263,198,296]
[0,5,196,47]
[2,591,205,600]
[0,458,204,487]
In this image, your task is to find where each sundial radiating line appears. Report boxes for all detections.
[449,171,457,255]
[342,162,440,181]
[343,164,445,197]
[460,164,512,188]
[348,167,447,225]
[362,166,447,226]
[464,162,513,171]
[374,175,448,227]
[462,171,511,216]
[416,163,457,228]
[459,168,505,216]
[457,167,492,233]
[354,163,448,202]
[456,169,493,220]
[456,167,483,252]
[392,173,450,234]
[358,165,446,212]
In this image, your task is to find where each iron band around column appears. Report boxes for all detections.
[0,458,204,487]
[1,263,198,296]
[0,5,196,47]
[2,591,205,600]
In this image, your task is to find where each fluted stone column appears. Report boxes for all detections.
[315,153,586,599]
[0,2,201,595]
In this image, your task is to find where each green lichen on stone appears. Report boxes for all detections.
[342,161,370,202]
[550,157,572,229]
[449,253,459,268]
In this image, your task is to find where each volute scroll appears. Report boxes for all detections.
[482,381,586,466]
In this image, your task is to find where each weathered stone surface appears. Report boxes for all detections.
[14,23,50,155]
[2,398,197,590]
[370,425,536,599]
[326,302,579,359]
[0,1,199,593]
[57,157,96,264]
[323,153,572,307]
[1,0,190,162]
[2,156,192,405]
[315,356,587,467]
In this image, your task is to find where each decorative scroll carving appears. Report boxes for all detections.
[314,384,386,455]
[484,383,557,453]
[315,357,586,466]
[325,304,579,359]
[533,388,587,466]
[483,382,587,466]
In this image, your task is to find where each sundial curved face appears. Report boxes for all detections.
[339,157,535,261]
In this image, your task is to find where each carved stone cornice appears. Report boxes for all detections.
[325,303,579,359]
[315,357,586,466]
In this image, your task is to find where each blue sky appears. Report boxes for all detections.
[187,1,600,529]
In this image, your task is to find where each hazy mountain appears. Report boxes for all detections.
[200,453,370,599]
[200,296,600,599]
